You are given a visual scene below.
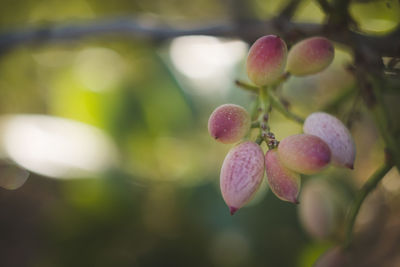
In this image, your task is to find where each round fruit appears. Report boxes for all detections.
[278,134,331,174]
[220,141,265,215]
[265,149,301,204]
[287,37,334,76]
[246,35,288,86]
[208,104,250,144]
[303,112,355,169]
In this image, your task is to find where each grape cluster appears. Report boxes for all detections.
[208,35,355,215]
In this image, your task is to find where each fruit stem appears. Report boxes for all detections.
[343,162,393,249]
[258,86,270,144]
[267,87,305,124]
[323,87,356,113]
[257,87,281,149]
[235,74,290,94]
[235,80,259,93]
[249,96,261,121]
[255,134,263,145]
[259,86,270,113]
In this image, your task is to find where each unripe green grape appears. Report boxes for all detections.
[278,134,331,175]
[287,37,334,76]
[208,104,251,144]
[265,149,301,204]
[303,112,355,169]
[220,141,265,215]
[246,35,287,86]
[314,247,349,267]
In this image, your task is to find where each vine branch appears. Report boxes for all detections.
[344,162,393,248]
[267,87,305,124]
[0,16,399,57]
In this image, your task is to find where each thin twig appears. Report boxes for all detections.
[251,121,260,128]
[316,0,332,14]
[278,0,303,20]
[267,87,305,124]
[255,134,263,145]
[343,162,393,249]
[235,80,305,124]
[323,88,356,113]
[235,80,258,93]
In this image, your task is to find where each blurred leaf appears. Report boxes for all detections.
[350,0,400,34]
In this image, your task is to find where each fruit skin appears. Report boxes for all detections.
[220,141,265,215]
[278,134,331,175]
[246,35,287,86]
[208,104,251,144]
[303,112,355,169]
[265,149,301,204]
[287,37,334,76]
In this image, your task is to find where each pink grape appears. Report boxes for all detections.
[208,104,251,144]
[278,134,331,174]
[265,149,301,204]
[246,35,287,86]
[303,112,355,169]
[287,37,334,76]
[220,141,265,215]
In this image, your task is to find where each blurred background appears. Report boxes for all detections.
[0,0,399,266]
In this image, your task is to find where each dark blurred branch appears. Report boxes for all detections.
[350,0,383,3]
[316,0,332,14]
[277,0,303,20]
[352,42,400,171]
[339,36,400,252]
[227,0,256,23]
[317,0,357,30]
[387,57,400,69]
[0,17,399,57]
